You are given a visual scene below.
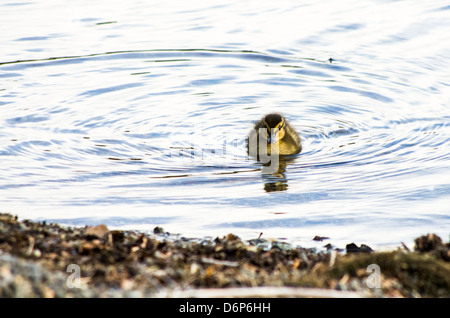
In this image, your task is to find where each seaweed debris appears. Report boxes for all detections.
[0,213,448,298]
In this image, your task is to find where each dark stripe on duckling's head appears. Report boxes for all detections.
[262,113,283,129]
[262,113,285,134]
[262,113,286,144]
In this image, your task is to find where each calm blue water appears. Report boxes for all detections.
[1,0,450,249]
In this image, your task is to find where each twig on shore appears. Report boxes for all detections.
[155,286,371,298]
[201,257,239,267]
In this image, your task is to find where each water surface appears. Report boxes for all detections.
[1,0,450,249]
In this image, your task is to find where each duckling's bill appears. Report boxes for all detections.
[267,129,279,144]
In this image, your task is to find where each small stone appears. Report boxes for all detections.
[346,243,373,254]
[225,233,240,242]
[414,233,442,252]
[153,226,164,234]
[346,243,360,253]
[323,243,333,250]
[32,249,42,258]
[360,244,373,253]
[85,224,109,238]
[190,262,200,274]
[313,236,330,241]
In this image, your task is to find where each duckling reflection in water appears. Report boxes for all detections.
[261,156,297,192]
[247,113,302,192]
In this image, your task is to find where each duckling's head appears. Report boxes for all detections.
[262,113,286,144]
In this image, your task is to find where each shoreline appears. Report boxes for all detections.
[0,213,448,298]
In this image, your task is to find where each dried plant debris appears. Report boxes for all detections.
[0,213,449,298]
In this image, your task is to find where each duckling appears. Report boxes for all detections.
[247,113,302,157]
